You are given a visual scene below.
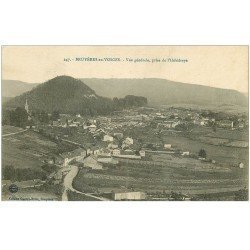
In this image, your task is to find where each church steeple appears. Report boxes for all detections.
[25,99,29,113]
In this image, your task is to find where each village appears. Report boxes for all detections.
[17,101,247,201]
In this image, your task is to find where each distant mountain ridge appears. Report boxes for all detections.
[81,78,247,107]
[2,77,247,108]
[2,80,38,98]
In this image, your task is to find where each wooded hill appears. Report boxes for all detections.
[3,76,148,115]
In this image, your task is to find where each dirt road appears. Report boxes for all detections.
[62,165,109,201]
[2,129,28,138]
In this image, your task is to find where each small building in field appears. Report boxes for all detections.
[52,121,60,126]
[139,150,146,157]
[112,148,121,156]
[112,191,146,201]
[99,148,112,157]
[103,134,114,142]
[124,137,133,145]
[182,151,190,156]
[60,148,87,166]
[238,162,244,169]
[164,144,172,149]
[88,124,97,132]
[200,121,205,126]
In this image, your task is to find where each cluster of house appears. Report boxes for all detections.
[154,109,248,130]
[42,107,247,173]
[48,131,148,171]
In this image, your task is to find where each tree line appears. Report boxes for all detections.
[2,108,63,128]
[113,95,148,109]
[2,95,148,128]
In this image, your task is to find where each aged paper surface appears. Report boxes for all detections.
[1,46,248,201]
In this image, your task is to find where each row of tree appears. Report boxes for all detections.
[2,95,148,128]
[2,108,63,128]
[2,107,28,128]
[113,95,148,109]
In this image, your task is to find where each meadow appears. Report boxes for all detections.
[2,129,58,169]
[73,154,248,196]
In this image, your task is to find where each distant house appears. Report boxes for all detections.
[193,119,200,125]
[238,162,244,169]
[69,123,78,127]
[61,156,70,167]
[172,121,181,128]
[93,148,100,155]
[60,148,87,166]
[112,148,121,156]
[108,143,118,149]
[219,120,234,129]
[88,124,97,132]
[52,121,60,126]
[47,157,56,164]
[238,123,244,128]
[83,155,103,170]
[112,191,146,201]
[86,146,101,155]
[26,125,36,129]
[99,148,111,157]
[86,148,92,155]
[103,134,114,142]
[139,150,146,157]
[124,137,133,145]
[200,121,205,126]
[163,120,180,128]
[182,151,190,156]
[164,144,172,149]
[89,119,96,124]
[198,157,206,161]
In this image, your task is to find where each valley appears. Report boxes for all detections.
[1,76,248,201]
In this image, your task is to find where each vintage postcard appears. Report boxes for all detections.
[1,46,248,201]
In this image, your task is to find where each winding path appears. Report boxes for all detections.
[62,165,109,201]
[2,129,28,138]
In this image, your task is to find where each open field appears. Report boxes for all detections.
[124,125,248,166]
[190,127,248,141]
[161,103,248,114]
[161,133,248,166]
[73,154,248,196]
[2,126,76,170]
[71,122,248,199]
[2,129,58,169]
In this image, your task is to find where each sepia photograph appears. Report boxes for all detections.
[1,45,249,201]
[1,1,250,250]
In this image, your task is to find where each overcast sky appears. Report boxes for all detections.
[2,46,248,93]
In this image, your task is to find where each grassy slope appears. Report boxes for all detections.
[2,125,25,135]
[2,128,58,169]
